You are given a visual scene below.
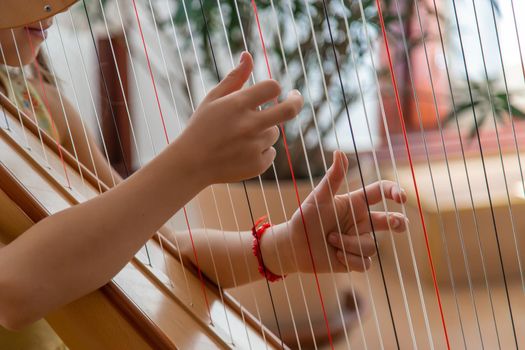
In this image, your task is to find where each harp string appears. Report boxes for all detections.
[26,29,72,189]
[39,23,90,189]
[279,1,379,347]
[229,1,325,347]
[63,10,117,188]
[333,0,430,347]
[345,0,447,346]
[143,0,242,341]
[211,4,286,345]
[252,1,359,347]
[319,0,387,346]
[484,0,525,291]
[426,0,506,345]
[0,44,30,147]
[10,30,52,166]
[190,1,294,346]
[401,0,480,346]
[130,0,215,321]
[249,2,338,348]
[385,0,479,346]
[191,1,298,347]
[89,0,162,268]
[86,0,194,300]
[373,0,452,347]
[433,0,507,346]
[447,0,519,344]
[80,5,132,181]
[509,0,525,294]
[322,1,412,347]
[229,3,316,347]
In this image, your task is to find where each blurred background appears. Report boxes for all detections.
[41,0,525,348]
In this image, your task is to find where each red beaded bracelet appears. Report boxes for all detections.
[251,216,286,282]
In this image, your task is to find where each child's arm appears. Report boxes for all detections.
[0,52,302,330]
[172,151,408,288]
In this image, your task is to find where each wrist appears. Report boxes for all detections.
[167,136,210,189]
[260,222,294,276]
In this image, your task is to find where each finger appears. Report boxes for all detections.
[345,212,407,236]
[240,79,281,108]
[336,250,372,272]
[328,233,376,257]
[353,180,407,209]
[256,90,303,128]
[204,51,253,102]
[309,150,348,203]
[258,126,280,150]
[257,147,276,174]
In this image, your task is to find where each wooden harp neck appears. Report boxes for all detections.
[0,0,78,29]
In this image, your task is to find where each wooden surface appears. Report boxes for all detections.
[0,106,283,349]
[0,0,77,29]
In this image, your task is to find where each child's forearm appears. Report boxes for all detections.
[0,138,206,330]
[174,223,294,288]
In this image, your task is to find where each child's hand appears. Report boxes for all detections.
[264,151,408,275]
[179,52,303,185]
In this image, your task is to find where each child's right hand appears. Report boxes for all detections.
[179,52,303,185]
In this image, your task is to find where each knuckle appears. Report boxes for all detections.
[265,79,282,96]
[271,126,280,142]
[283,103,296,117]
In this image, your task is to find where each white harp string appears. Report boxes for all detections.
[343,0,442,346]
[182,0,297,345]
[447,0,519,344]
[142,0,241,341]
[279,1,374,348]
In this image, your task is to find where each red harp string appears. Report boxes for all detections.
[374,0,451,348]
[128,0,212,320]
[249,1,335,349]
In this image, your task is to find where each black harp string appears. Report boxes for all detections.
[59,12,119,191]
[409,0,493,346]
[509,0,525,294]
[79,0,154,266]
[320,1,401,348]
[206,0,286,345]
[283,0,392,348]
[98,0,181,284]
[98,0,196,304]
[195,1,286,347]
[486,0,525,290]
[276,0,370,348]
[230,0,323,347]
[336,1,436,348]
[428,0,507,347]
[448,0,519,345]
[80,1,131,178]
[341,0,448,346]
[147,0,236,341]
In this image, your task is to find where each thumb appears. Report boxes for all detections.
[312,150,348,202]
[204,51,253,102]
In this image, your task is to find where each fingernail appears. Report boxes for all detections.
[390,215,400,229]
[239,52,247,65]
[291,89,301,96]
[328,233,338,244]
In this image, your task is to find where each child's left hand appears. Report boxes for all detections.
[263,151,408,275]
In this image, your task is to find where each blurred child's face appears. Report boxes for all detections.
[0,17,54,67]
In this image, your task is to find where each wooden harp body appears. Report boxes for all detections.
[0,98,282,349]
